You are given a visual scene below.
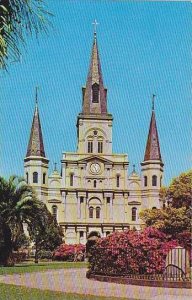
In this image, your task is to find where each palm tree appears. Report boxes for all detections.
[0,175,45,266]
[0,0,52,69]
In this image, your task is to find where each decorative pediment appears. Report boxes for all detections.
[78,155,113,164]
[128,201,141,206]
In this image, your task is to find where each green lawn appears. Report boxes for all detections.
[0,283,137,300]
[0,261,88,275]
[0,262,139,300]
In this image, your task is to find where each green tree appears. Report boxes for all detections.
[0,0,51,69]
[167,170,192,209]
[29,208,63,263]
[0,176,44,266]
[140,207,191,238]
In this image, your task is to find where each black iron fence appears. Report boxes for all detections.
[87,245,191,282]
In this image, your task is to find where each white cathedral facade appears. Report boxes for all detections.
[24,32,164,244]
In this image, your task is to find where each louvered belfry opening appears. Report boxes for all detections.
[92,83,99,103]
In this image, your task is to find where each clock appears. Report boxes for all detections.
[90,163,101,174]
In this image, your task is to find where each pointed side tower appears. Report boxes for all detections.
[77,23,113,154]
[141,95,164,209]
[24,88,49,202]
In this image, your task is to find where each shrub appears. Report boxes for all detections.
[53,244,85,262]
[38,250,53,260]
[12,251,27,263]
[88,227,178,276]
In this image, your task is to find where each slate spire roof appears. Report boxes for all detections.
[144,98,162,162]
[82,31,107,115]
[26,90,46,157]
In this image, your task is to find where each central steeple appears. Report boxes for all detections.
[82,27,107,115]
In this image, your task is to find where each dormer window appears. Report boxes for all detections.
[92,83,99,103]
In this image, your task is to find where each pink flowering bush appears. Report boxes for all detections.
[53,244,85,262]
[88,227,178,276]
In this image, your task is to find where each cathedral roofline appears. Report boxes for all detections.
[24,156,49,163]
[77,113,113,121]
[141,160,164,167]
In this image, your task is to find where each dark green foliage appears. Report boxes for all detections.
[0,0,52,69]
[0,175,63,266]
[29,208,63,263]
[0,176,44,266]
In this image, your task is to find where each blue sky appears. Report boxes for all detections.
[1,1,191,185]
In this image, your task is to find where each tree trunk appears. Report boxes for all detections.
[34,240,38,264]
[0,223,14,266]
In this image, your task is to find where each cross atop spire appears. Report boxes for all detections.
[35,86,39,105]
[152,94,156,111]
[92,19,99,37]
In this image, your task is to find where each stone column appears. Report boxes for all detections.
[84,198,87,220]
[110,198,113,220]
[104,197,107,219]
[76,231,80,244]
[77,197,81,219]
[62,192,66,219]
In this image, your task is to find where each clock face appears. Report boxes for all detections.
[90,163,101,174]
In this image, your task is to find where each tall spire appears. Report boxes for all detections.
[144,96,162,161]
[82,22,107,115]
[26,88,46,157]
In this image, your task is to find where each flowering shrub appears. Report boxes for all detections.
[53,244,85,262]
[88,227,178,276]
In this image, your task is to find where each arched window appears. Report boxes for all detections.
[33,172,38,183]
[26,172,29,184]
[89,207,94,218]
[43,173,46,184]
[152,207,157,210]
[52,205,58,221]
[96,207,101,219]
[88,141,93,153]
[92,83,99,103]
[132,207,137,221]
[106,231,110,236]
[94,180,97,188]
[98,141,103,153]
[144,176,147,187]
[116,175,120,187]
[70,174,74,186]
[152,175,157,187]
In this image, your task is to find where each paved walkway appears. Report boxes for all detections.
[0,268,191,300]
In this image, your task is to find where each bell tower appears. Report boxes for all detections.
[141,95,164,209]
[76,23,113,156]
[24,88,49,202]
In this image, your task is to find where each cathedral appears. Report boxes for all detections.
[24,31,164,245]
